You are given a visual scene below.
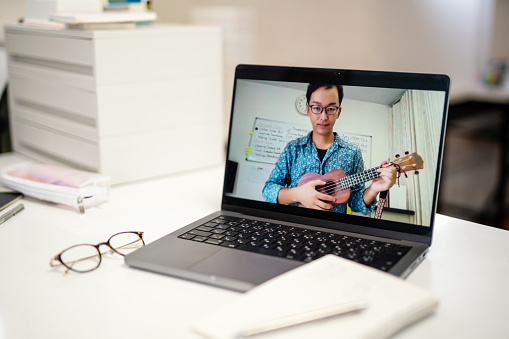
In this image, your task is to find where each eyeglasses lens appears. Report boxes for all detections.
[311,106,322,114]
[60,244,101,272]
[325,107,338,114]
[109,232,144,255]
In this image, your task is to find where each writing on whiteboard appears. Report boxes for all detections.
[247,118,309,164]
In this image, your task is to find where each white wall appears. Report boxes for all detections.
[2,0,508,101]
[152,0,506,100]
[2,1,507,82]
[0,0,24,43]
[491,0,509,60]
[228,80,391,201]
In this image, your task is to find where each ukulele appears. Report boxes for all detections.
[297,152,424,205]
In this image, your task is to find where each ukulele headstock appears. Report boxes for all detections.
[393,152,424,174]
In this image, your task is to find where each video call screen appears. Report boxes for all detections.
[224,76,448,231]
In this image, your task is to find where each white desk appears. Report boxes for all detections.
[0,153,508,339]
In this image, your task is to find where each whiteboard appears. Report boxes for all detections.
[246,117,372,167]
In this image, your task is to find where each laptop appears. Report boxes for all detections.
[125,64,450,292]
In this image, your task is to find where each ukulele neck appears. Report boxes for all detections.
[339,166,381,190]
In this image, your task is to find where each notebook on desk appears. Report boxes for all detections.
[125,64,450,292]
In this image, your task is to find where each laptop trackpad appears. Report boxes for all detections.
[190,249,302,286]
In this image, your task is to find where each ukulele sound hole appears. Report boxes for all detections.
[317,180,337,196]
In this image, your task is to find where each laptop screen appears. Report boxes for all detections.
[223,65,449,238]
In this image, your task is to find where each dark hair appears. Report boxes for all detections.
[306,84,344,106]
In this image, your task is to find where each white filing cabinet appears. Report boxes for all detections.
[4,24,224,184]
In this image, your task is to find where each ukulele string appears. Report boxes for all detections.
[317,155,416,195]
[318,168,380,195]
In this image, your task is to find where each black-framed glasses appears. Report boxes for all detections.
[308,105,340,115]
[50,231,145,274]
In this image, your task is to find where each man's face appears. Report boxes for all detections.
[307,86,342,136]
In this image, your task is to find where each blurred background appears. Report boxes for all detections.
[1,0,508,228]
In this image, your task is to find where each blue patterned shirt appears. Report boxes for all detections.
[262,132,376,215]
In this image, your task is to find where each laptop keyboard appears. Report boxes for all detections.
[178,215,411,272]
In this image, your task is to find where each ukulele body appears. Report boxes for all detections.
[297,169,351,205]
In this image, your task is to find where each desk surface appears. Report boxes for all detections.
[0,153,508,339]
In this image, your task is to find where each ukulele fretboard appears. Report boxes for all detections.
[338,166,381,190]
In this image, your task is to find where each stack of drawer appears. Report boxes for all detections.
[5,24,224,184]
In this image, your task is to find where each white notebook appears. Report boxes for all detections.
[192,255,438,339]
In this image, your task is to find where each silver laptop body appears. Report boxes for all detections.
[125,65,450,292]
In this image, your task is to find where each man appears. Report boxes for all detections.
[262,83,397,214]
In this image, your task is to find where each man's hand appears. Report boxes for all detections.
[278,179,336,210]
[363,160,397,205]
[372,160,397,192]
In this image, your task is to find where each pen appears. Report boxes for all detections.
[235,299,368,338]
[0,204,24,226]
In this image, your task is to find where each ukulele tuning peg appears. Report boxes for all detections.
[404,173,408,178]
[414,171,419,175]
[405,151,409,155]
[395,154,400,158]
